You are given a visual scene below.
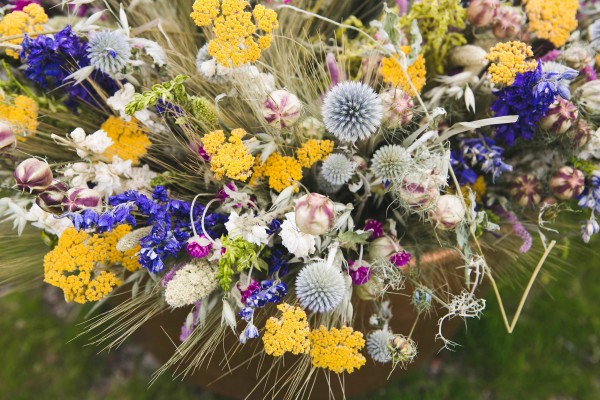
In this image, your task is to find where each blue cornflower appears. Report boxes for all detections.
[491,62,577,146]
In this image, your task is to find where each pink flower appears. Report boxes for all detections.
[186,235,213,258]
[390,250,411,268]
[348,260,371,285]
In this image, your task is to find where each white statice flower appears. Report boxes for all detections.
[26,203,73,237]
[84,129,113,155]
[578,128,600,160]
[64,162,95,188]
[164,261,219,308]
[94,156,133,197]
[224,211,269,246]
[70,127,86,145]
[280,212,316,258]
[123,164,157,193]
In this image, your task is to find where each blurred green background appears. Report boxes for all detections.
[1,237,599,400]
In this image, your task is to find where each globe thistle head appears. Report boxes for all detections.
[322,81,383,142]
[317,169,342,194]
[295,261,346,313]
[87,30,131,76]
[371,144,410,181]
[366,329,394,363]
[320,153,356,185]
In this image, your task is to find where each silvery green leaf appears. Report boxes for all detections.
[407,20,422,67]
[198,298,208,328]
[438,116,519,143]
[185,311,194,330]
[270,185,294,212]
[221,299,237,333]
[145,279,154,295]
[456,222,469,250]
[64,66,95,85]
[73,10,105,32]
[119,3,130,37]
[382,4,402,47]
[129,38,167,67]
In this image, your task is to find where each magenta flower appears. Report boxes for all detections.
[348,260,371,285]
[390,250,411,267]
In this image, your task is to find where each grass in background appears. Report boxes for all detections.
[1,238,599,400]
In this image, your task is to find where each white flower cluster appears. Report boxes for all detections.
[106,83,167,133]
[224,211,269,246]
[164,261,219,308]
[69,127,113,159]
[279,212,316,257]
[64,155,156,198]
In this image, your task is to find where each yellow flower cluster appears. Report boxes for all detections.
[0,4,47,59]
[190,0,278,67]
[263,304,311,357]
[460,176,487,205]
[296,139,334,168]
[252,153,303,192]
[485,41,537,86]
[524,0,578,47]
[202,128,254,181]
[380,46,427,96]
[101,116,151,165]
[43,225,141,304]
[309,325,366,374]
[0,94,38,137]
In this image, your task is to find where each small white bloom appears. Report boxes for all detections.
[280,212,316,257]
[107,83,136,120]
[84,129,113,154]
[94,156,132,197]
[26,203,73,237]
[164,261,219,308]
[70,128,86,144]
[224,211,269,246]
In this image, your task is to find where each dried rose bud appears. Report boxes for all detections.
[63,187,102,212]
[492,6,524,39]
[509,175,542,207]
[539,98,578,134]
[262,89,302,128]
[568,119,592,149]
[398,179,439,210]
[430,195,466,230]
[14,158,53,194]
[380,89,414,129]
[467,0,499,27]
[294,193,334,235]
[549,167,585,200]
[0,122,16,153]
[35,180,68,213]
[368,235,400,260]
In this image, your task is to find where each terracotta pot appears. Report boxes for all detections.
[122,250,468,400]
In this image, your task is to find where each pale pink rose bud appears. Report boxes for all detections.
[380,89,414,129]
[398,179,439,210]
[262,89,302,128]
[294,193,334,235]
[569,119,592,149]
[549,167,585,200]
[352,155,368,171]
[430,195,465,230]
[63,187,102,212]
[14,158,53,194]
[0,122,16,153]
[509,175,542,207]
[492,6,524,39]
[467,0,499,27]
[368,235,401,260]
[539,98,578,134]
[35,180,68,213]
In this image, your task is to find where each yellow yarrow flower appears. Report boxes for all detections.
[485,41,537,86]
[190,0,278,67]
[459,176,487,205]
[523,0,578,48]
[43,225,141,304]
[380,46,427,96]
[0,94,38,137]
[263,304,311,357]
[101,116,151,165]
[309,325,366,374]
[201,128,254,181]
[253,153,303,192]
[296,139,335,168]
[0,4,47,59]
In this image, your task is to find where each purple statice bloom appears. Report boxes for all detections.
[581,64,598,81]
[10,0,39,11]
[364,219,383,239]
[539,50,561,62]
[390,250,411,267]
[237,279,261,304]
[20,25,118,111]
[492,206,532,253]
[348,260,371,285]
[491,62,576,146]
[180,300,202,342]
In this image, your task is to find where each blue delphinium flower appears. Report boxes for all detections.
[578,174,600,214]
[491,62,577,146]
[20,25,118,111]
[451,137,512,185]
[237,280,287,343]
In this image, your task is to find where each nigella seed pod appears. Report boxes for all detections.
[561,46,593,70]
[368,235,400,261]
[430,195,466,230]
[539,98,578,134]
[0,122,16,153]
[63,187,102,212]
[549,167,585,200]
[576,80,600,116]
[380,89,414,129]
[509,175,542,207]
[398,179,439,210]
[14,158,53,194]
[568,119,592,149]
[35,180,68,213]
[492,6,524,39]
[294,193,334,235]
[262,89,302,128]
[389,335,417,365]
[467,0,499,27]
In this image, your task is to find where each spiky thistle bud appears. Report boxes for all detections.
[295,261,346,313]
[320,153,356,185]
[87,30,132,76]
